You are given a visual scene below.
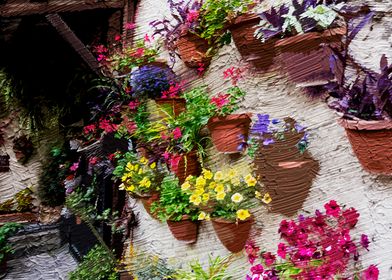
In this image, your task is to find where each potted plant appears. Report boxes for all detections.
[327,55,392,175]
[0,222,22,277]
[182,168,270,252]
[253,0,371,84]
[246,115,320,216]
[113,152,165,217]
[206,68,251,153]
[151,175,200,244]
[245,200,379,279]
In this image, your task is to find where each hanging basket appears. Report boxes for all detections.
[207,114,251,153]
[275,26,346,86]
[229,14,277,71]
[338,118,392,175]
[155,98,186,117]
[176,30,211,68]
[212,217,253,253]
[166,216,199,244]
[172,151,201,184]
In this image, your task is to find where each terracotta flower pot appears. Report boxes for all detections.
[275,26,346,86]
[176,31,211,68]
[166,216,199,244]
[212,217,253,253]
[136,192,160,219]
[173,151,201,184]
[207,114,252,153]
[229,14,277,71]
[338,118,392,174]
[155,98,186,117]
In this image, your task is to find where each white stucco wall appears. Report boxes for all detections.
[128,0,392,279]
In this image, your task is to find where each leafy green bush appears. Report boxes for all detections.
[0,223,22,264]
[69,245,118,280]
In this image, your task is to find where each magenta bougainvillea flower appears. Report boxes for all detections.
[246,201,378,279]
[172,127,182,140]
[223,66,245,86]
[161,82,184,98]
[210,93,230,109]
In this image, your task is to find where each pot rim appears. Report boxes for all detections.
[212,216,253,224]
[208,113,252,125]
[338,118,392,131]
[230,13,260,27]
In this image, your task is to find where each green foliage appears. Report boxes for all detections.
[69,245,118,280]
[173,255,234,280]
[126,252,175,280]
[38,145,72,206]
[0,223,22,263]
[151,175,198,222]
[0,69,12,119]
[0,188,34,214]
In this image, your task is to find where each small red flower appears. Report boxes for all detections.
[197,63,205,76]
[324,200,341,217]
[210,93,230,109]
[114,34,121,41]
[172,127,182,140]
[363,265,379,280]
[144,34,151,43]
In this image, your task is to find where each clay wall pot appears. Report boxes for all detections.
[212,217,253,253]
[339,118,392,175]
[275,26,346,86]
[176,31,211,68]
[155,98,186,117]
[173,151,201,184]
[166,216,199,244]
[134,192,160,219]
[229,14,277,71]
[207,114,251,153]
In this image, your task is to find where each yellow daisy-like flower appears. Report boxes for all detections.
[245,174,257,187]
[255,191,262,199]
[198,211,207,220]
[202,193,210,202]
[189,194,202,205]
[262,193,272,204]
[126,162,134,171]
[121,174,130,182]
[126,185,135,192]
[185,175,193,181]
[181,181,191,191]
[194,187,204,196]
[231,193,244,203]
[150,162,156,169]
[138,168,143,175]
[216,192,226,201]
[208,181,217,189]
[140,157,148,165]
[228,169,237,179]
[237,209,251,221]
[134,164,139,172]
[195,176,206,187]
[214,183,225,193]
[202,169,213,180]
[214,171,224,181]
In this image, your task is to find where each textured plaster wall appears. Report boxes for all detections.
[127,0,392,279]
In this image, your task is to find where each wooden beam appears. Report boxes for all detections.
[0,0,125,17]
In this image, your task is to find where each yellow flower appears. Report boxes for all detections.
[202,169,213,180]
[150,162,156,169]
[126,185,135,192]
[185,175,193,181]
[245,174,257,187]
[181,181,191,191]
[189,194,202,206]
[216,192,226,201]
[126,162,134,171]
[195,176,206,187]
[205,214,211,221]
[121,174,130,182]
[231,193,244,203]
[214,183,225,193]
[214,171,224,181]
[202,193,210,202]
[198,211,207,220]
[228,169,237,179]
[255,191,262,199]
[138,168,143,175]
[140,157,148,165]
[134,164,139,172]
[208,181,217,189]
[231,178,241,186]
[237,209,251,221]
[262,193,272,204]
[194,187,204,196]
[139,177,151,188]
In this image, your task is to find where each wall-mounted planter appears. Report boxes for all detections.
[166,216,198,244]
[212,217,253,253]
[0,154,10,172]
[134,192,160,219]
[173,150,201,184]
[254,133,319,216]
[176,31,211,68]
[207,114,251,153]
[155,98,186,117]
[275,26,346,86]
[229,14,277,71]
[339,118,392,175]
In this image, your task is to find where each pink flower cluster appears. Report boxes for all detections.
[161,82,184,98]
[210,93,230,109]
[186,9,199,25]
[246,200,379,280]
[94,44,109,62]
[223,66,245,86]
[161,127,182,141]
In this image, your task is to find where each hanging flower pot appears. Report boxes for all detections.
[176,30,211,68]
[172,151,201,184]
[155,98,186,117]
[338,119,392,175]
[166,216,199,244]
[254,134,320,216]
[134,192,160,219]
[212,217,253,253]
[275,26,346,86]
[207,114,252,153]
[229,14,277,71]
